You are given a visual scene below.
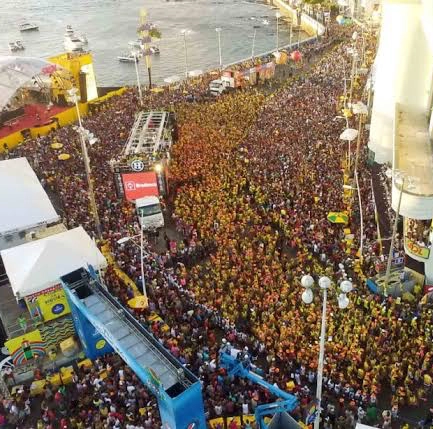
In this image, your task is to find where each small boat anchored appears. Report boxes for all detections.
[8,41,25,52]
[64,25,88,52]
[19,22,39,32]
[118,52,140,63]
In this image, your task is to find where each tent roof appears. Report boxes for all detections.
[1,226,107,298]
[0,56,65,110]
[0,157,59,236]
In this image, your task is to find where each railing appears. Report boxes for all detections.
[88,275,197,386]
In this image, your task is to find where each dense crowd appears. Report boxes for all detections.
[1,17,433,430]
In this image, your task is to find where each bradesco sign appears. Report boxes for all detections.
[122,171,159,201]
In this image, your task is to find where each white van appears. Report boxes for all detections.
[135,196,165,231]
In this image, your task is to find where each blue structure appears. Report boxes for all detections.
[61,267,206,429]
[220,351,300,429]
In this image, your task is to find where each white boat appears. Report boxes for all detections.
[64,25,88,46]
[19,22,39,32]
[150,45,160,55]
[128,39,143,49]
[8,42,19,52]
[8,41,25,52]
[75,33,88,44]
[64,34,85,52]
[117,53,139,63]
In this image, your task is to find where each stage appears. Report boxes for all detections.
[0,104,69,143]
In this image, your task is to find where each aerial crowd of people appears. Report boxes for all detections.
[1,15,433,430]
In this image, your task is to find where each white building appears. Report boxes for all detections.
[368,0,433,283]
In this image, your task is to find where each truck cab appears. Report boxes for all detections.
[209,76,234,96]
[135,196,164,231]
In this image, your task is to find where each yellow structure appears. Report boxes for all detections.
[47,52,95,102]
[101,243,141,297]
[0,48,127,153]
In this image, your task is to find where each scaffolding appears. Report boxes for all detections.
[123,111,172,157]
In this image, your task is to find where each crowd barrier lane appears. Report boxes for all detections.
[101,242,141,298]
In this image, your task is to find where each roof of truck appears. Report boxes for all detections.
[135,195,160,206]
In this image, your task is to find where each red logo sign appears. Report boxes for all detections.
[122,172,158,201]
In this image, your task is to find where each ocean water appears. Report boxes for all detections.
[0,0,307,86]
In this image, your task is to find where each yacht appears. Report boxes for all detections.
[75,33,88,44]
[128,39,143,49]
[8,42,19,52]
[64,34,85,52]
[19,23,39,32]
[8,41,25,52]
[150,45,160,55]
[117,52,140,63]
[64,25,88,50]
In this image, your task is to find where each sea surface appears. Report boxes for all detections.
[0,0,308,86]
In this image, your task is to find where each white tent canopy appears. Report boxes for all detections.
[1,226,107,299]
[0,157,59,237]
[0,56,65,110]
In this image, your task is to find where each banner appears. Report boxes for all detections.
[25,284,71,322]
[5,330,46,366]
[122,171,159,202]
[405,238,430,259]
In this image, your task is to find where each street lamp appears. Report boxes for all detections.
[347,48,358,106]
[180,29,191,79]
[67,88,102,240]
[300,275,353,429]
[131,50,143,106]
[339,127,358,175]
[117,216,148,299]
[383,169,416,294]
[275,11,281,52]
[351,101,368,175]
[251,25,261,60]
[215,27,223,69]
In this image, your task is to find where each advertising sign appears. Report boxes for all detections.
[5,330,46,366]
[67,294,113,360]
[25,284,71,322]
[405,237,430,259]
[121,171,159,202]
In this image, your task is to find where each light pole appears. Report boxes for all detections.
[180,29,191,79]
[289,22,293,48]
[339,127,358,177]
[352,101,368,176]
[251,25,260,60]
[215,27,222,69]
[275,11,281,52]
[117,215,148,299]
[68,88,102,240]
[132,50,143,105]
[348,48,358,106]
[383,170,415,295]
[300,275,353,429]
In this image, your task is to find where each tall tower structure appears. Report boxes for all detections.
[138,8,153,89]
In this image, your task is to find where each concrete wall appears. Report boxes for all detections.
[369,0,433,163]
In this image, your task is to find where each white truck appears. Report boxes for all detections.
[135,196,165,231]
[209,76,234,96]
